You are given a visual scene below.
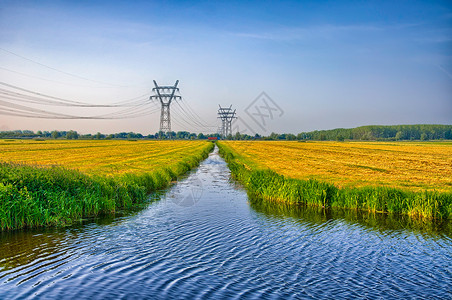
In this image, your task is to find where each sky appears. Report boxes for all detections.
[0,0,451,135]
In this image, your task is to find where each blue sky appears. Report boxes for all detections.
[0,0,451,134]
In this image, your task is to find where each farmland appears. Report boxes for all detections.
[218,141,452,219]
[0,140,214,230]
[221,141,452,192]
[0,140,210,176]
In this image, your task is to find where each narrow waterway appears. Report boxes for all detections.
[1,147,451,299]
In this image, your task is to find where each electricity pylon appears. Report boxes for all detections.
[150,80,181,135]
[218,105,237,138]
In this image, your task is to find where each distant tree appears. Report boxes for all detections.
[286,134,296,141]
[420,133,428,141]
[167,131,176,139]
[51,130,59,139]
[395,131,403,141]
[197,133,206,139]
[95,132,105,139]
[115,132,127,139]
[234,132,242,140]
[66,130,79,140]
[269,132,279,140]
[106,134,114,140]
[336,135,345,142]
[176,131,190,139]
[361,132,373,140]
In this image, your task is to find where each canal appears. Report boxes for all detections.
[1,147,451,299]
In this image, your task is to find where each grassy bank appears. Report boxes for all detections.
[0,141,214,230]
[217,141,452,220]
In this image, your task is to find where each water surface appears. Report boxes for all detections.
[1,147,451,299]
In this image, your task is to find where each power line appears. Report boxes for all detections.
[171,108,213,132]
[0,82,149,107]
[0,104,160,120]
[0,89,144,108]
[0,76,214,132]
[172,104,217,131]
[175,101,209,128]
[179,96,216,127]
[0,94,160,119]
[0,66,127,89]
[0,47,128,87]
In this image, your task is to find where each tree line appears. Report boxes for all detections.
[0,130,222,140]
[295,125,452,141]
[226,125,452,141]
[1,124,451,141]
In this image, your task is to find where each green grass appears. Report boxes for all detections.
[217,142,452,220]
[0,142,214,230]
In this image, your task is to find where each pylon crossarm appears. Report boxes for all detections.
[153,86,180,91]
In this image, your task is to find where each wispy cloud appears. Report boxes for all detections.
[229,23,407,42]
[437,64,452,81]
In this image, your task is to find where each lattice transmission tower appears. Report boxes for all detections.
[217,105,237,138]
[150,80,181,134]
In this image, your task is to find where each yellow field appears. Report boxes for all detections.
[223,141,452,192]
[0,139,209,176]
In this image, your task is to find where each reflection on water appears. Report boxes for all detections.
[0,191,167,274]
[249,197,452,239]
[1,146,451,299]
